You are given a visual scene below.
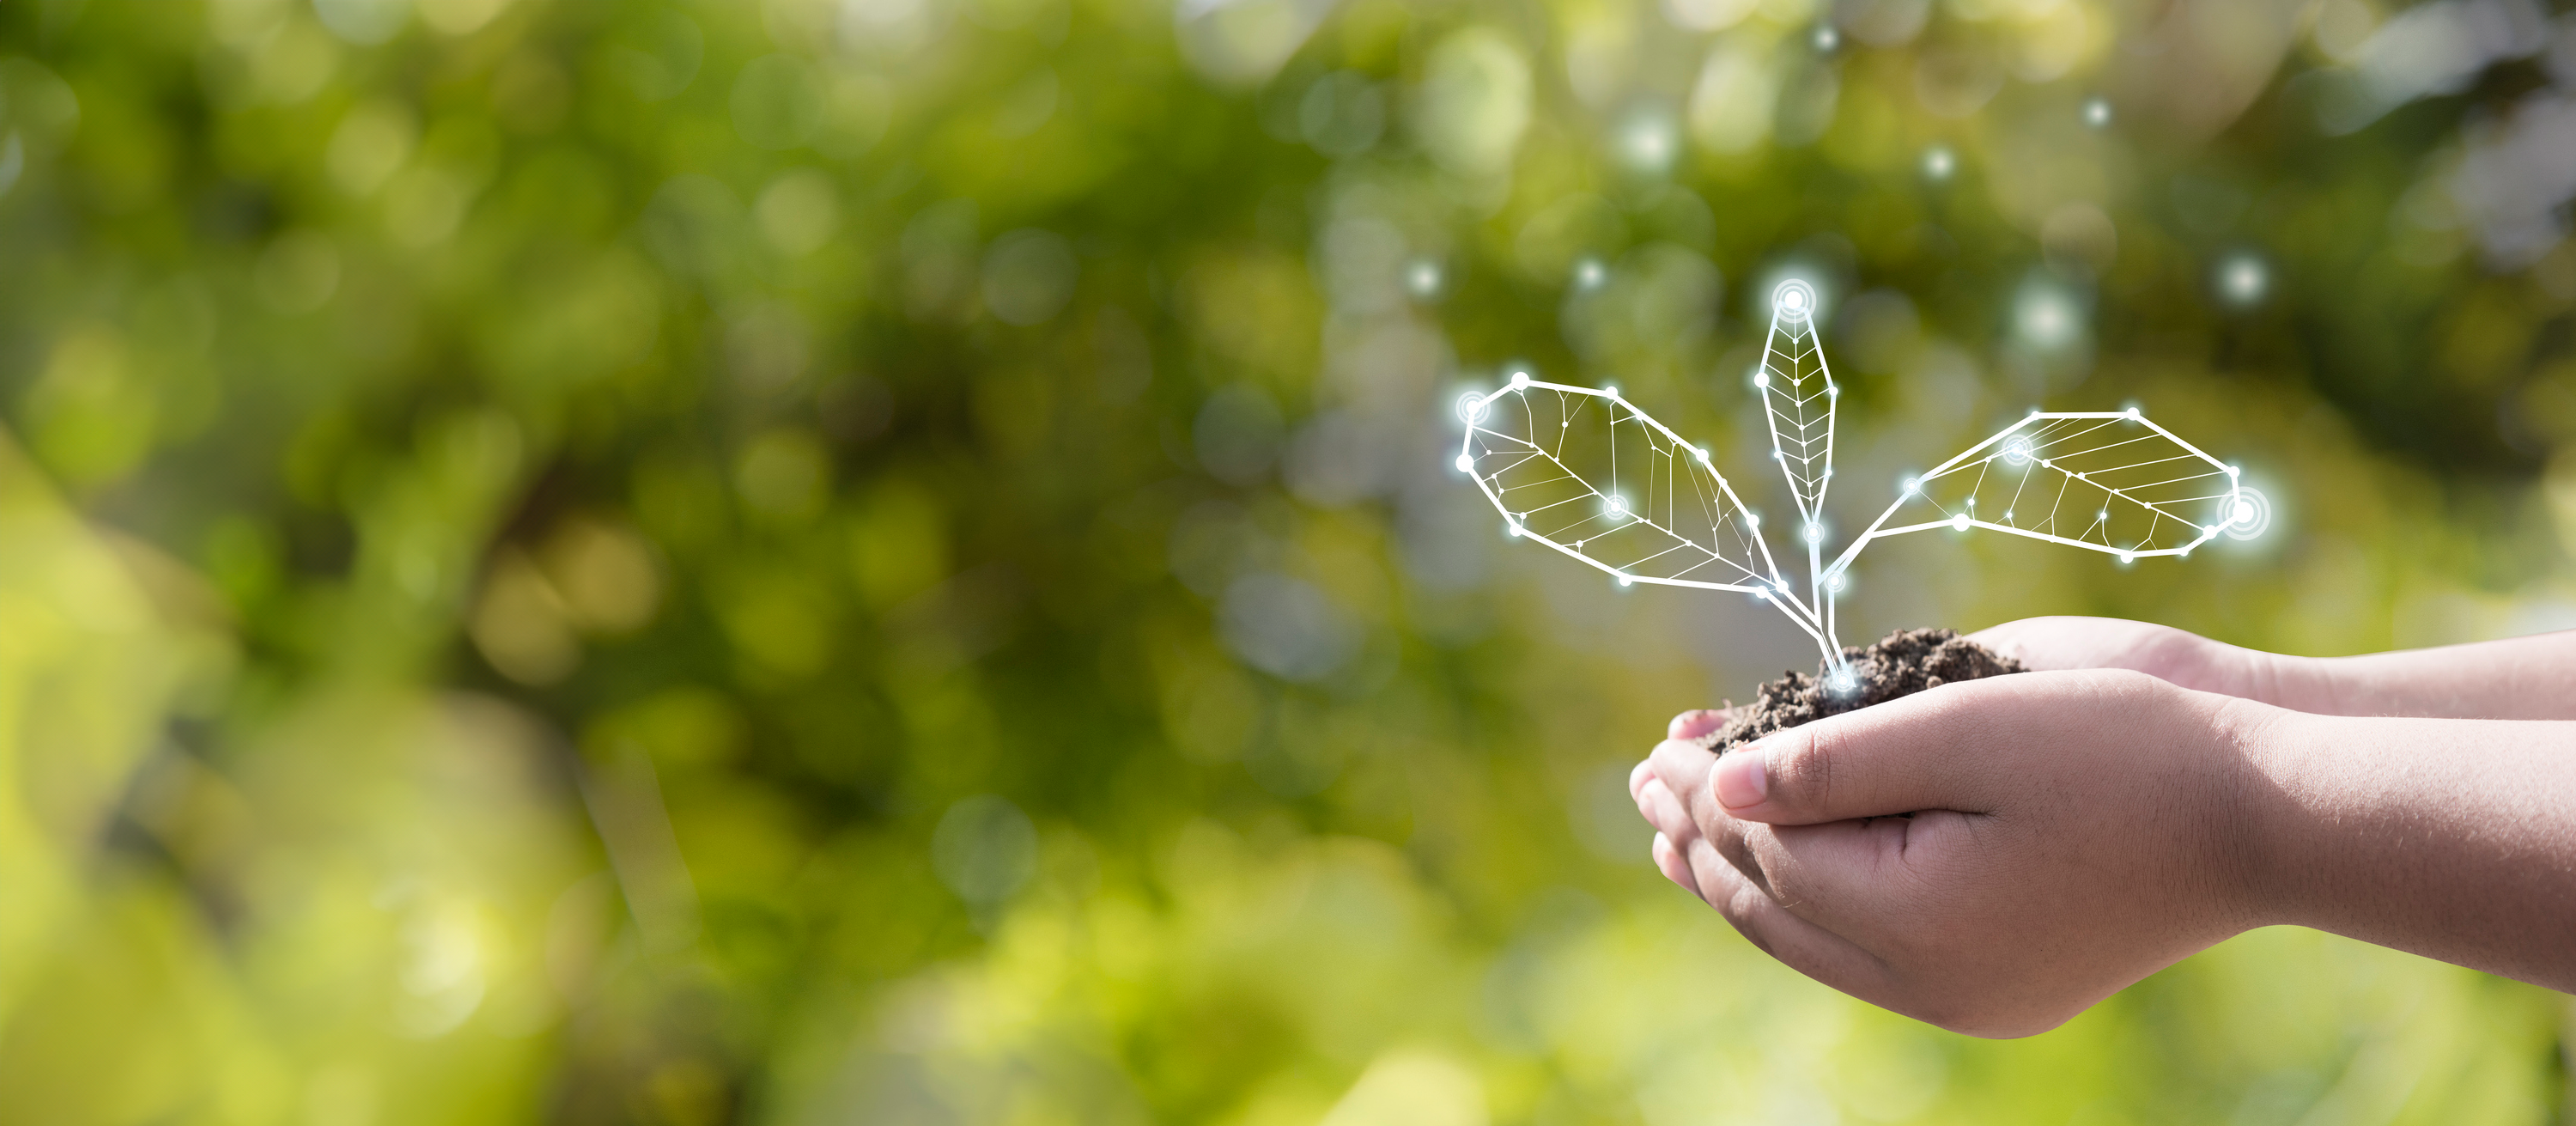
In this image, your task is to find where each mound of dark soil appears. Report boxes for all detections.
[1693,628,2025,753]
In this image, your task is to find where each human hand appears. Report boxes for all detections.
[1630,669,2267,1037]
[1969,616,2275,700]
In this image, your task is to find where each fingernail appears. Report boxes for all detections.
[1714,743,1768,810]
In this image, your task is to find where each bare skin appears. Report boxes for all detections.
[1629,617,2576,1038]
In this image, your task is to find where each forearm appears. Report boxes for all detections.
[2235,703,2576,990]
[2227,630,2576,720]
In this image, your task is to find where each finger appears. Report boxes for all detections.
[1704,681,2018,825]
[1668,709,1729,741]
[1646,738,1722,836]
[1651,831,1704,902]
[1629,757,1654,802]
[1700,810,1934,940]
[1681,835,1895,995]
[1636,776,1700,845]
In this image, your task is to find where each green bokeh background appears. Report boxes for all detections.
[2,0,2573,1122]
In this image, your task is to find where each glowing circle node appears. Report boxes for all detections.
[1455,391,1488,423]
[2223,486,2273,541]
[1455,454,1472,472]
[1951,514,1970,531]
[1772,278,1819,324]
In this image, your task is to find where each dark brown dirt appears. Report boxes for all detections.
[1692,628,2026,753]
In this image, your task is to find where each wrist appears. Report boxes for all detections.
[2204,696,2326,931]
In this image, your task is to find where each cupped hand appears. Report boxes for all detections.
[1970,616,2277,701]
[1631,670,2269,1038]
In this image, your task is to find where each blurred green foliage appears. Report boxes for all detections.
[1,0,2573,1123]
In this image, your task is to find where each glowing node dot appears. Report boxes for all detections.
[2120,551,2135,563]
[1511,370,1530,387]
[1828,575,1845,591]
[1617,574,1632,587]
[1903,478,1919,494]
[1455,454,1472,472]
[1507,522,1522,537]
[1755,371,1771,387]
[1951,514,1970,531]
[2233,501,2253,523]
[1803,522,1821,543]
[2082,97,2112,128]
[1607,496,1625,514]
[1923,146,1955,180]
[1697,447,1711,462]
[2125,406,2141,418]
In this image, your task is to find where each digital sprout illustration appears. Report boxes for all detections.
[1454,279,2273,693]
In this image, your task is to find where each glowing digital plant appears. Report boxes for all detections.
[1454,279,2270,691]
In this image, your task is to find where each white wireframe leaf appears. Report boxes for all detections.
[1833,411,2245,576]
[1459,379,1787,596]
[1757,280,1837,525]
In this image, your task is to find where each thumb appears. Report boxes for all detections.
[1710,690,1989,825]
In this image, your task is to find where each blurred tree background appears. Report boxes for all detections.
[2,0,2574,1122]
